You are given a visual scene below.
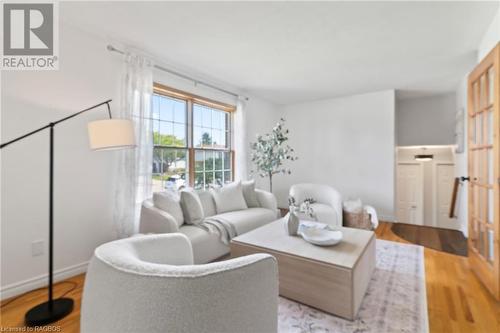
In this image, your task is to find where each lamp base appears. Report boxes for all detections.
[25,298,74,326]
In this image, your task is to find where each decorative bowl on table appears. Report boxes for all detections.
[298,220,328,233]
[298,221,343,246]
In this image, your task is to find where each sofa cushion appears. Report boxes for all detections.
[310,203,339,225]
[178,226,229,264]
[198,190,217,217]
[216,208,276,235]
[242,180,260,208]
[211,181,248,214]
[180,190,204,225]
[152,191,184,227]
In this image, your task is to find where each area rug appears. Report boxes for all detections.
[278,239,429,333]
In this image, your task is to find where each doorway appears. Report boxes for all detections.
[396,146,458,229]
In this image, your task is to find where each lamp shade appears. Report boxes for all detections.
[88,119,136,150]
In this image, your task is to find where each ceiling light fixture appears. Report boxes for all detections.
[414,154,434,161]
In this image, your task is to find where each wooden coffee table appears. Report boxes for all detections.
[230,219,376,320]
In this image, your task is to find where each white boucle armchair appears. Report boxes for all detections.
[81,234,279,333]
[289,183,343,227]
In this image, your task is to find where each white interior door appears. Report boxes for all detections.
[397,163,423,225]
[435,163,457,229]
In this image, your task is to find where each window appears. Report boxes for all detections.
[151,83,235,192]
[151,94,188,192]
[193,103,232,189]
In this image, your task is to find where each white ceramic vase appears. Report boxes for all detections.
[285,207,300,236]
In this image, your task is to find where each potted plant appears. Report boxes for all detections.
[250,118,297,192]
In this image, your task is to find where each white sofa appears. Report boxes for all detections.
[289,183,343,227]
[81,234,278,333]
[140,184,279,264]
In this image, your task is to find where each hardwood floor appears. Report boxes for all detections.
[1,222,499,332]
[1,274,84,332]
[391,222,468,256]
[377,222,499,333]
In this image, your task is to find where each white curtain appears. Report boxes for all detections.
[113,52,154,238]
[234,98,248,181]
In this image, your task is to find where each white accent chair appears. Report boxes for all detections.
[81,234,278,333]
[289,183,343,227]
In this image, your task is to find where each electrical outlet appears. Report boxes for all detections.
[32,240,44,256]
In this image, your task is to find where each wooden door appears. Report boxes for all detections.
[468,43,500,300]
[396,163,423,225]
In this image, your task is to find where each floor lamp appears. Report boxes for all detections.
[0,99,136,326]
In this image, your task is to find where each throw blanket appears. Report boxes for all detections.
[364,205,379,229]
[196,216,238,245]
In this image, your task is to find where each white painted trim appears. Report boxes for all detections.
[0,261,88,300]
[379,214,396,222]
[397,144,457,150]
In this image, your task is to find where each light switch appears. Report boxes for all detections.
[32,240,44,256]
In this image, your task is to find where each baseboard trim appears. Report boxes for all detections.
[0,261,89,301]
[379,215,395,222]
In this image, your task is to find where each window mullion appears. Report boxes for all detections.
[187,99,194,187]
[187,99,193,148]
[229,112,233,151]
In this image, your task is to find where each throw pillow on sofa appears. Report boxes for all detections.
[153,191,184,227]
[211,181,248,214]
[241,180,260,208]
[197,190,217,217]
[180,189,204,225]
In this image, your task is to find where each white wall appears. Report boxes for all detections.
[396,93,457,146]
[1,23,121,299]
[244,97,280,190]
[272,90,396,220]
[478,5,500,60]
[0,23,278,299]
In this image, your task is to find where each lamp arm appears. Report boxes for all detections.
[0,99,113,149]
[0,124,52,149]
[2,98,116,325]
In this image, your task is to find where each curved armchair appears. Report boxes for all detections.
[81,234,278,333]
[289,183,342,227]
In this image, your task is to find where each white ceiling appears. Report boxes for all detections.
[62,1,498,105]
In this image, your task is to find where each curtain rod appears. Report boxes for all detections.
[107,45,248,101]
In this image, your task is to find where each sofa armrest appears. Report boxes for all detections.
[255,189,278,213]
[139,201,180,234]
